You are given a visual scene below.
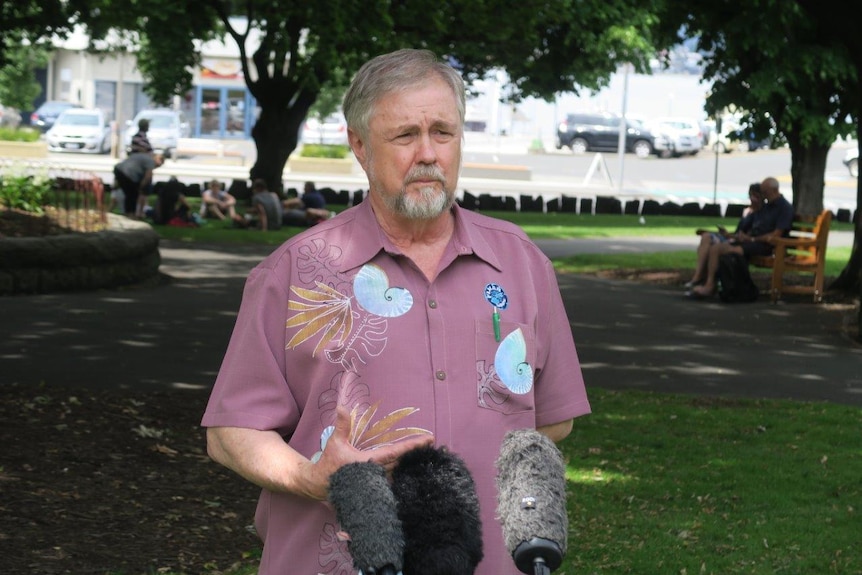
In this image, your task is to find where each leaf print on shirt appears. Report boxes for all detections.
[287,264,412,368]
[295,237,347,288]
[347,401,431,449]
[318,521,353,575]
[311,397,432,462]
[287,282,353,356]
[477,359,510,409]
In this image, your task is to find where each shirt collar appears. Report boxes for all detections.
[337,200,502,273]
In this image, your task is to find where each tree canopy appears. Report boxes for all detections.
[655,0,861,293]
[14,0,662,191]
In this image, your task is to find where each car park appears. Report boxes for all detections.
[45,108,111,153]
[645,116,704,157]
[843,147,858,177]
[30,101,81,132]
[554,111,657,158]
[123,109,191,158]
[301,113,348,145]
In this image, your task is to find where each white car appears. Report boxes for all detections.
[707,119,744,154]
[646,116,704,158]
[301,113,348,145]
[843,147,858,178]
[124,109,191,158]
[45,108,111,153]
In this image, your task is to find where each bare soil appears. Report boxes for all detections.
[0,385,261,575]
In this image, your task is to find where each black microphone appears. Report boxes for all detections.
[392,445,484,575]
[495,429,568,575]
[328,461,404,575]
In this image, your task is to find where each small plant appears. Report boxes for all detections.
[299,144,350,159]
[0,126,41,142]
[0,172,52,214]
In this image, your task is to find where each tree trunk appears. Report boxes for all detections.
[786,133,828,216]
[248,102,310,195]
[829,131,862,298]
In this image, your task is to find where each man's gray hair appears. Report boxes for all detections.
[342,48,466,140]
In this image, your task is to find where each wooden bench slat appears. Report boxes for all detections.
[749,209,832,303]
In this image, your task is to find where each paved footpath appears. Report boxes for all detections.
[1,237,860,407]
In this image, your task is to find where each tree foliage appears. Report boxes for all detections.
[57,0,661,192]
[0,41,48,111]
[655,0,861,294]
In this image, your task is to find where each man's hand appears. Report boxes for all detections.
[298,406,434,501]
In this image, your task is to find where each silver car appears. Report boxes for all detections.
[45,108,111,153]
[646,117,704,158]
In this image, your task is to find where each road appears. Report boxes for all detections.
[7,132,859,214]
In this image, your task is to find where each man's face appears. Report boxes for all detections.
[349,76,462,220]
[760,181,779,202]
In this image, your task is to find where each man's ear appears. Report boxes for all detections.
[348,128,366,168]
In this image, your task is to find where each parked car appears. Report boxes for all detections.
[123,108,191,158]
[30,101,81,132]
[734,129,772,152]
[843,147,858,178]
[707,119,742,154]
[45,108,111,153]
[645,116,704,157]
[0,103,22,128]
[301,113,348,145]
[554,111,656,158]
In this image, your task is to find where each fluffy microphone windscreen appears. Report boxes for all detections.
[328,461,405,574]
[495,429,568,561]
[392,445,484,575]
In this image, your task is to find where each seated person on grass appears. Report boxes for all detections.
[201,179,238,220]
[153,176,196,227]
[233,179,283,231]
[282,180,332,226]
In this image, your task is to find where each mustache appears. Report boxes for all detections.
[405,165,445,185]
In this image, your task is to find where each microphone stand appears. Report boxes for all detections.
[512,537,562,575]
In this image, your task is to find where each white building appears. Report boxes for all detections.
[39,26,255,140]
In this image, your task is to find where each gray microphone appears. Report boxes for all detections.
[495,429,568,575]
[328,461,404,575]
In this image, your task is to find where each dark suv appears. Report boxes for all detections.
[555,112,656,158]
[30,101,82,132]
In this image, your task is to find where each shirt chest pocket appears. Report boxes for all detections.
[475,319,536,415]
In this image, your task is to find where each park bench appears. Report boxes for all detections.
[749,209,832,303]
[174,138,246,165]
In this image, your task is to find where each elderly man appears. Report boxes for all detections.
[687,176,794,298]
[202,49,591,575]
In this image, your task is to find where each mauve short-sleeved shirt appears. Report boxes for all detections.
[202,199,591,575]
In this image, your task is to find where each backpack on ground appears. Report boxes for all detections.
[716,253,760,303]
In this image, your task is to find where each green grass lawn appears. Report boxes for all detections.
[144,210,860,575]
[155,207,854,278]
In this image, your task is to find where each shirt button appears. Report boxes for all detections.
[428,300,437,309]
[435,370,446,381]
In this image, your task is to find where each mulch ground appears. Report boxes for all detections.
[0,385,261,575]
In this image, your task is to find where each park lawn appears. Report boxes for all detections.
[154,210,854,278]
[144,212,861,575]
[148,388,861,575]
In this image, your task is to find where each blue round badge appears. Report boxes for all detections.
[484,283,508,310]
